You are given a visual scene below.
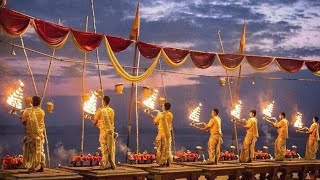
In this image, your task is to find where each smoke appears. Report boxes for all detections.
[116,138,130,154]
[261,124,274,145]
[219,91,232,116]
[53,142,77,166]
[176,146,187,152]
[257,90,274,115]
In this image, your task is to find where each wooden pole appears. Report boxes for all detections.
[39,48,55,168]
[217,30,234,106]
[217,30,239,156]
[89,0,104,99]
[127,2,140,160]
[19,35,38,95]
[80,16,89,153]
[135,50,140,154]
[127,42,139,160]
[234,22,246,156]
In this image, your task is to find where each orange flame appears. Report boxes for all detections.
[262,101,275,117]
[6,80,24,110]
[189,103,202,122]
[83,92,97,114]
[231,100,242,119]
[294,112,303,128]
[143,89,158,110]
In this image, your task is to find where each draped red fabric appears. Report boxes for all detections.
[163,47,189,63]
[276,58,304,73]
[190,51,215,69]
[305,61,320,72]
[71,29,103,52]
[218,54,244,69]
[246,55,274,70]
[137,41,161,59]
[0,7,31,37]
[105,35,132,53]
[33,19,70,48]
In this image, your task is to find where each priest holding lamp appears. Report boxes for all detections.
[199,108,222,165]
[21,96,46,172]
[297,116,319,160]
[93,96,116,170]
[149,102,173,167]
[234,110,259,163]
[266,112,289,161]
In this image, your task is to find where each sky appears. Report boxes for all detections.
[0,0,320,131]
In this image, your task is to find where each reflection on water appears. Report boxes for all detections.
[0,125,317,167]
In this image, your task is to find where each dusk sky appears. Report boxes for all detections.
[0,0,320,131]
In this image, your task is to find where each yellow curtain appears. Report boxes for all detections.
[314,71,320,76]
[104,36,159,83]
[161,49,189,67]
[71,34,88,53]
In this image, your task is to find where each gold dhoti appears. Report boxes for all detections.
[208,134,222,164]
[154,132,172,166]
[39,135,46,167]
[305,138,318,160]
[274,137,286,160]
[22,134,42,171]
[239,134,257,163]
[99,129,116,169]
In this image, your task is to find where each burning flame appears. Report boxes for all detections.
[83,92,97,115]
[231,100,242,119]
[143,89,158,110]
[189,103,202,122]
[294,112,303,128]
[262,101,275,118]
[7,80,24,110]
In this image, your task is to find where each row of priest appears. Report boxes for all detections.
[193,108,319,164]
[17,94,319,172]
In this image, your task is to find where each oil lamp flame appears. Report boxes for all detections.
[7,80,24,110]
[294,112,303,128]
[83,92,97,115]
[143,90,158,110]
[262,101,275,118]
[189,103,202,122]
[231,100,242,119]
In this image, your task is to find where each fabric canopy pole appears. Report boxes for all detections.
[89,0,104,99]
[217,30,238,156]
[135,49,141,155]
[236,22,246,100]
[39,47,55,168]
[19,35,38,95]
[217,30,234,106]
[127,2,141,157]
[80,16,89,153]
